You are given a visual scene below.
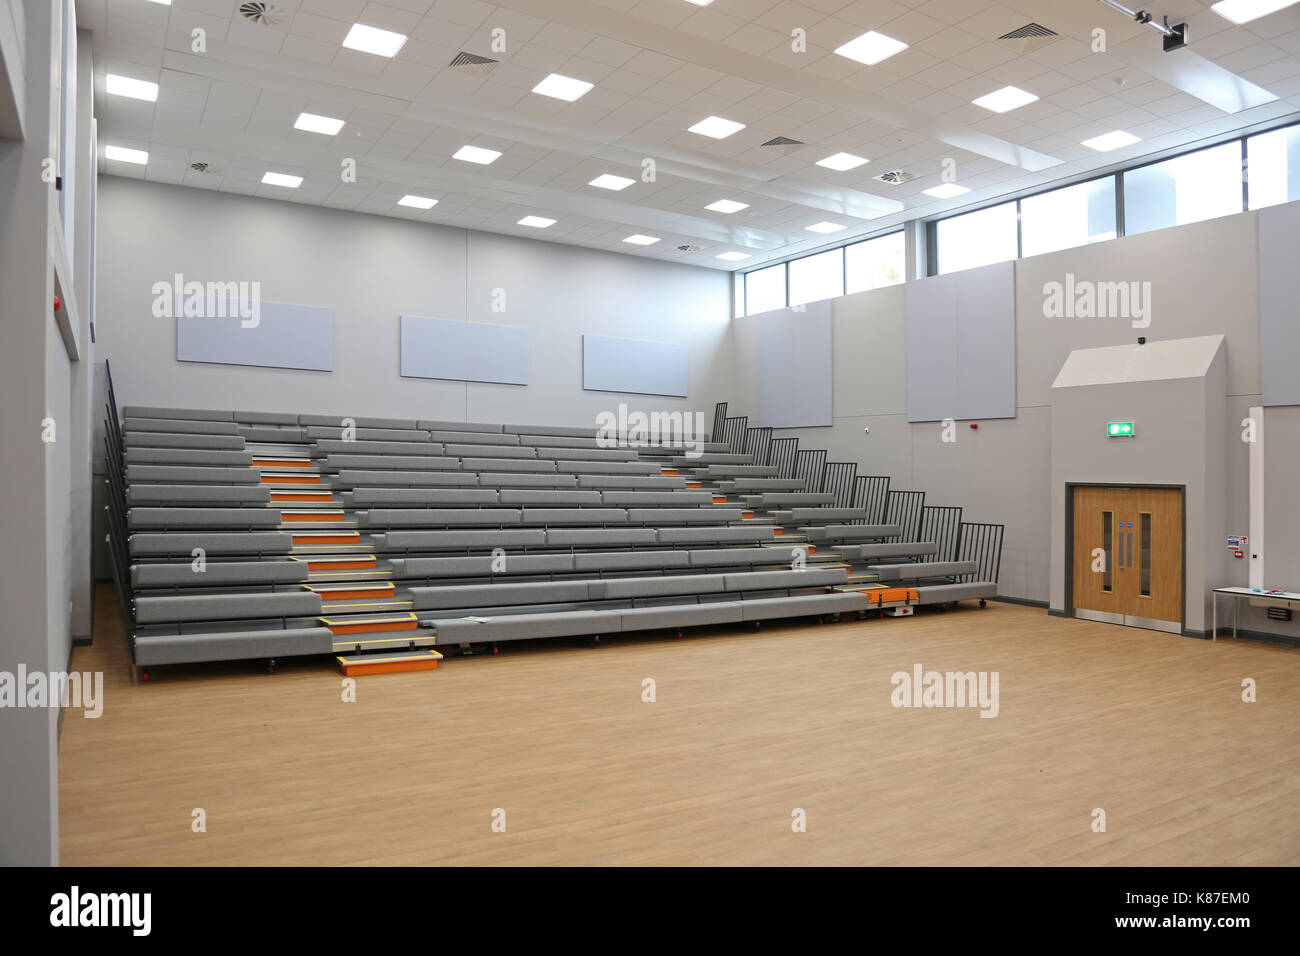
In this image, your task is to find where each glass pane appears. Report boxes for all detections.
[1123,141,1244,236]
[936,201,1018,275]
[744,263,786,315]
[788,248,845,306]
[733,272,744,319]
[1102,511,1112,592]
[1021,178,1117,257]
[1247,124,1300,210]
[845,232,905,293]
[1140,513,1151,597]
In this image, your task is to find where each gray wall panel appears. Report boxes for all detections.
[1259,200,1300,406]
[581,333,688,397]
[400,315,529,386]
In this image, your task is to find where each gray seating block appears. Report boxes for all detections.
[359,508,522,528]
[131,560,308,588]
[627,508,742,524]
[338,427,433,442]
[430,609,621,644]
[409,580,592,610]
[517,434,602,448]
[124,448,255,466]
[128,507,281,529]
[133,627,336,666]
[587,573,728,600]
[533,447,638,461]
[572,550,691,571]
[126,465,261,485]
[836,542,938,562]
[129,532,293,556]
[499,490,603,505]
[502,424,599,438]
[426,430,520,445]
[577,475,686,489]
[333,470,475,488]
[444,443,536,459]
[313,439,447,456]
[723,568,847,591]
[719,479,808,492]
[122,405,233,422]
[239,426,308,443]
[601,491,713,506]
[128,485,271,505]
[478,473,578,488]
[802,523,901,542]
[913,581,997,604]
[741,494,837,508]
[390,554,575,578]
[299,415,420,430]
[522,508,628,525]
[134,591,322,624]
[671,454,754,466]
[545,528,657,547]
[617,602,744,632]
[687,547,793,567]
[694,465,781,478]
[462,458,555,473]
[786,507,871,522]
[555,460,659,474]
[378,529,546,550]
[418,420,505,433]
[323,455,461,471]
[658,527,776,544]
[124,432,246,450]
[123,418,241,436]
[232,410,301,425]
[347,488,498,506]
[869,560,979,582]
[739,591,868,621]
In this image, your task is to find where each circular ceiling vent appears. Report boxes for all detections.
[237,2,286,25]
[676,243,702,253]
[189,161,224,175]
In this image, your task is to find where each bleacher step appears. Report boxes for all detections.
[336,649,442,676]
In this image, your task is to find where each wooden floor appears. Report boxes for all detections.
[60,583,1300,866]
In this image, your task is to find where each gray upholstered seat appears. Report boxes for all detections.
[359,508,523,528]
[389,554,576,579]
[376,529,547,551]
[126,465,261,485]
[426,430,520,445]
[545,528,657,547]
[409,580,593,610]
[498,489,603,506]
[627,508,742,524]
[127,485,272,506]
[323,454,461,471]
[135,591,322,624]
[124,447,255,466]
[128,507,282,529]
[657,526,776,545]
[124,432,246,450]
[123,417,241,436]
[869,560,979,582]
[801,523,900,543]
[128,532,293,556]
[131,560,308,588]
[132,627,338,666]
[313,439,447,456]
[122,405,233,422]
[835,542,938,562]
[345,488,499,506]
[913,582,997,604]
[333,470,476,488]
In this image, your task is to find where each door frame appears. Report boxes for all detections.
[1063,482,1187,632]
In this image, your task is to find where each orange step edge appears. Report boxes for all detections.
[262,474,321,485]
[310,585,396,601]
[282,511,345,522]
[322,618,418,636]
[337,653,441,676]
[254,459,311,468]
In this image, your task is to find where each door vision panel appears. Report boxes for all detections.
[1071,486,1183,633]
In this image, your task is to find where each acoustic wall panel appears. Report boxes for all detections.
[905,260,1015,422]
[177,298,334,372]
[582,334,688,397]
[1259,201,1300,407]
[757,300,832,427]
[400,315,529,386]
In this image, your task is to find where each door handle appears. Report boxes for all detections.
[1126,530,1133,570]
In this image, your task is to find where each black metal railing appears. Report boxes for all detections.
[919,505,964,562]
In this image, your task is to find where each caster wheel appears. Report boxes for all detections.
[676,629,683,640]
[141,670,149,683]
[492,645,499,655]
[979,599,987,608]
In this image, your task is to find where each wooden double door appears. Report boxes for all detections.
[1071,486,1183,633]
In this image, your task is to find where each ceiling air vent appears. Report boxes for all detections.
[760,136,804,156]
[237,2,285,25]
[677,243,702,254]
[189,161,224,175]
[874,169,916,186]
[448,52,500,76]
[997,22,1059,54]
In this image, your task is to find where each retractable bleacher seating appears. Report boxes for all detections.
[104,393,873,676]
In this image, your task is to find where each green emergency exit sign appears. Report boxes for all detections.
[1107,421,1135,438]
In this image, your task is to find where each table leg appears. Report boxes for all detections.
[1212,593,1217,643]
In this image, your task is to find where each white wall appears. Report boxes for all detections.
[95,177,733,426]
[731,203,1300,639]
